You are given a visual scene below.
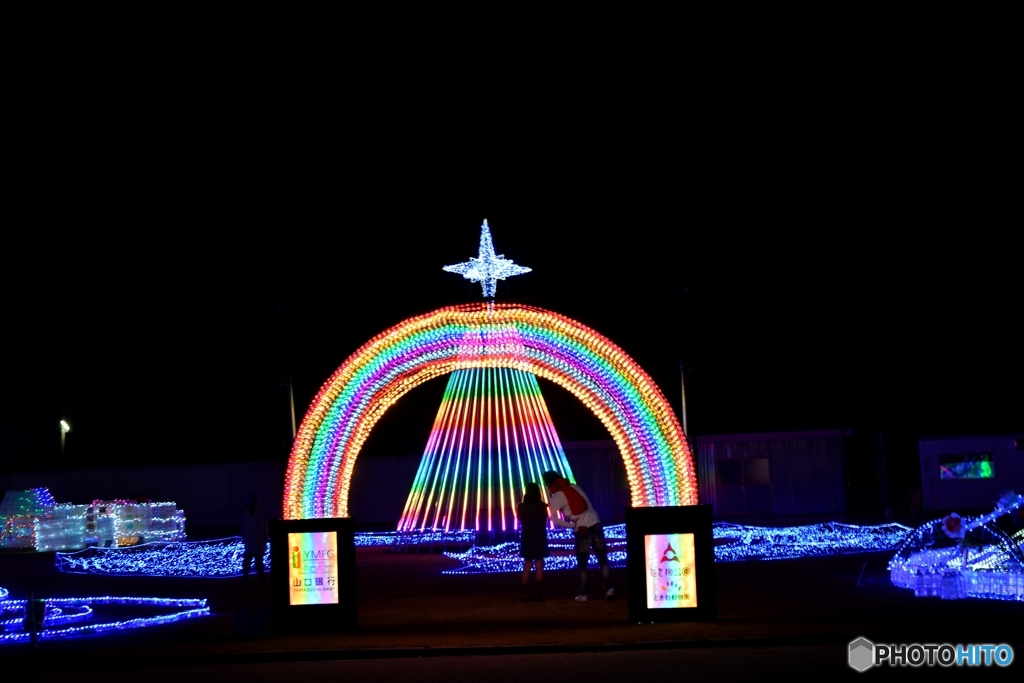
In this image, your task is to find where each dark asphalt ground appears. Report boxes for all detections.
[1,539,1022,678]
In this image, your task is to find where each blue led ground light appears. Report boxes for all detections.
[0,596,209,643]
[441,521,913,574]
[442,525,628,575]
[713,521,913,563]
[56,536,271,578]
[56,522,912,578]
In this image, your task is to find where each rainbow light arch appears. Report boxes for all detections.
[284,303,697,520]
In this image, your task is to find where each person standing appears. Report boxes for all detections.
[542,470,613,601]
[240,493,269,581]
[516,482,549,601]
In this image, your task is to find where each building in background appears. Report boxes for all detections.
[696,430,852,520]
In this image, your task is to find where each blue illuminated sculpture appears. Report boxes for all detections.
[889,491,1024,601]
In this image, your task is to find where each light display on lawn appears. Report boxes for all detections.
[56,536,270,578]
[441,521,914,575]
[0,595,209,643]
[52,521,915,578]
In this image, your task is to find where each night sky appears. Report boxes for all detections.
[2,171,1021,492]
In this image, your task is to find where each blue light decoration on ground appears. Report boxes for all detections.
[712,521,913,563]
[56,536,271,578]
[384,528,476,549]
[440,521,913,575]
[55,522,916,578]
[0,595,209,643]
[441,525,628,575]
[889,491,1024,601]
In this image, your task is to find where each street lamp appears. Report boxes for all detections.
[60,420,70,459]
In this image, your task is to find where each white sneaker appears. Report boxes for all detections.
[605,588,615,601]
[575,594,588,602]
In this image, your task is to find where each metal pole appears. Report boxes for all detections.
[679,359,689,439]
[288,375,297,439]
[678,276,693,445]
[28,591,39,648]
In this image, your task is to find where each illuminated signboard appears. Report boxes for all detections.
[270,518,356,633]
[644,533,697,609]
[287,531,338,606]
[626,505,716,622]
[939,453,995,480]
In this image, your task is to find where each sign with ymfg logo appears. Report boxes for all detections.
[270,518,356,633]
[287,530,338,605]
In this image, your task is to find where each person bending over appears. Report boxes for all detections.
[542,470,613,601]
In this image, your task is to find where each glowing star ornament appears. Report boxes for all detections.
[443,220,531,298]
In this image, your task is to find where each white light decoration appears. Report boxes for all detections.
[0,488,56,549]
[0,516,37,549]
[443,219,531,298]
[33,505,89,552]
[35,500,186,551]
[3,491,186,552]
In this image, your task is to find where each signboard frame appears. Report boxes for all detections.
[625,504,717,623]
[269,517,357,633]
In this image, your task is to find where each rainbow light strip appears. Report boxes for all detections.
[284,302,696,519]
[398,367,575,533]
